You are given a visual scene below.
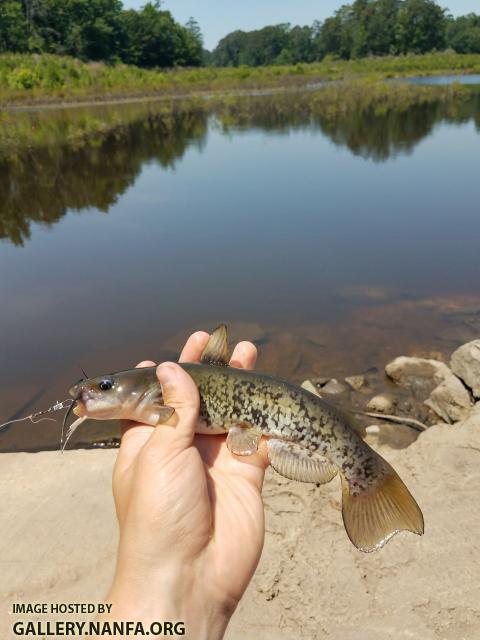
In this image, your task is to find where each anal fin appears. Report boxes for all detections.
[267,439,338,484]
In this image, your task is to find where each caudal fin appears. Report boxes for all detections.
[341,467,424,553]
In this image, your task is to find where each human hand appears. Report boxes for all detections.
[102,331,267,639]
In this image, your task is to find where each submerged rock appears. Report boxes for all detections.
[321,378,349,395]
[385,356,451,395]
[366,393,396,414]
[450,339,480,398]
[345,375,366,391]
[425,374,474,424]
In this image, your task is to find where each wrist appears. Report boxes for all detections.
[100,560,233,640]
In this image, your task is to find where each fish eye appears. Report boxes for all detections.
[99,379,114,392]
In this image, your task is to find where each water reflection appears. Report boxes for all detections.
[218,90,480,160]
[0,107,208,245]
[2,90,479,246]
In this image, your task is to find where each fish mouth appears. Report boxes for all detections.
[71,390,95,418]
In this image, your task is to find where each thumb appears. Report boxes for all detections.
[152,362,200,443]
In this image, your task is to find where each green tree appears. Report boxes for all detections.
[284,25,315,64]
[396,0,447,54]
[24,0,124,60]
[212,30,248,66]
[120,2,198,67]
[182,17,203,66]
[315,5,354,59]
[0,1,28,52]
[447,14,480,54]
[350,0,370,58]
[368,0,402,55]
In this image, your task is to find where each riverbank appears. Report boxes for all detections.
[1,404,479,639]
[3,340,480,637]
[1,51,480,108]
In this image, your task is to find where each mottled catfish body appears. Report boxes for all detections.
[67,326,424,552]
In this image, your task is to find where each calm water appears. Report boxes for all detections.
[407,74,480,85]
[1,91,480,451]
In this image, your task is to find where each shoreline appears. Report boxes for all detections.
[1,79,335,113]
[2,406,480,639]
[1,52,480,112]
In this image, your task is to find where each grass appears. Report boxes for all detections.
[1,51,480,106]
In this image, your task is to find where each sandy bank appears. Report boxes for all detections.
[1,410,480,639]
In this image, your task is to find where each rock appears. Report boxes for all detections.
[365,425,380,434]
[385,356,451,395]
[425,374,474,424]
[450,339,480,398]
[364,422,419,449]
[366,394,396,413]
[321,378,348,395]
[345,375,366,391]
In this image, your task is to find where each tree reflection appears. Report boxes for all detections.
[1,87,479,246]
[217,87,480,161]
[0,105,209,245]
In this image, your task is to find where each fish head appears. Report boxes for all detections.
[68,370,147,420]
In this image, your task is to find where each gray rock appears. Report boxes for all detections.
[366,394,396,414]
[345,375,366,391]
[321,378,348,395]
[450,340,480,398]
[364,423,419,450]
[425,374,474,424]
[385,356,451,394]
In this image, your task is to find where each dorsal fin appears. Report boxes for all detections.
[200,324,230,366]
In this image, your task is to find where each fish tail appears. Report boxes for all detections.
[340,459,424,553]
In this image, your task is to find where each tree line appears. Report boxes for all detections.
[211,1,480,66]
[0,1,203,67]
[1,0,479,69]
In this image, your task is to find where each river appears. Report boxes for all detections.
[1,87,479,450]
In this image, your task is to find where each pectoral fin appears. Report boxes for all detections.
[227,424,262,456]
[154,406,175,425]
[200,324,230,366]
[267,439,338,484]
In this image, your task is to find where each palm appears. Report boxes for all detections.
[195,434,265,601]
[112,331,267,608]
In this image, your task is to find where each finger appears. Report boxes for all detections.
[179,331,210,363]
[149,362,200,444]
[194,434,269,492]
[229,341,258,370]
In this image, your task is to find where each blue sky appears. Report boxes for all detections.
[124,1,480,50]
